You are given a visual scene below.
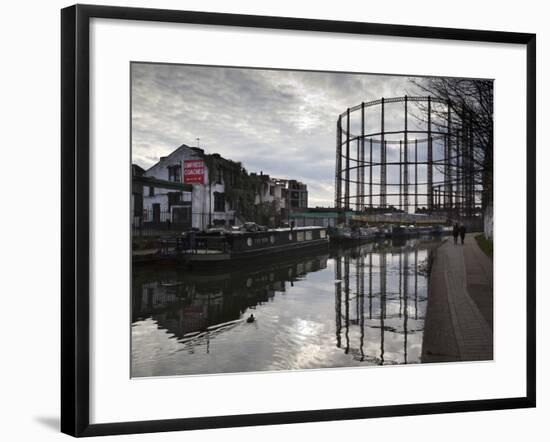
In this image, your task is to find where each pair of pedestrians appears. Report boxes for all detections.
[452,223,466,245]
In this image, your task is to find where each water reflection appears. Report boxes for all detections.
[132,255,329,339]
[132,238,438,377]
[333,241,427,366]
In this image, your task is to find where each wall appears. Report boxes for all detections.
[144,145,235,229]
[484,203,494,240]
[1,1,546,442]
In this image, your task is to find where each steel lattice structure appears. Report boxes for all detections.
[335,96,480,217]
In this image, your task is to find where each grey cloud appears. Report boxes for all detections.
[132,63,426,206]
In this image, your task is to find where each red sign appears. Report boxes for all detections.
[183,160,204,184]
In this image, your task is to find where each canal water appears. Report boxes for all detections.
[132,237,440,377]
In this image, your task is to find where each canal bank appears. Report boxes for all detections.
[422,233,493,363]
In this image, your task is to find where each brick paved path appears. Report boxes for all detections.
[422,234,493,362]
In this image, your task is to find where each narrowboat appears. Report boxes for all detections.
[159,226,329,264]
[391,225,410,237]
[432,225,445,235]
[328,226,378,243]
[416,225,434,236]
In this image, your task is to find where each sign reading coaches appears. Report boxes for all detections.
[183,160,205,184]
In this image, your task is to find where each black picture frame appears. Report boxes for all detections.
[61,4,536,437]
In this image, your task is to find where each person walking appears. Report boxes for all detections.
[459,223,466,245]
[452,223,459,245]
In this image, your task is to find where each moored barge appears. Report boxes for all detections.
[159,226,328,264]
[328,226,378,243]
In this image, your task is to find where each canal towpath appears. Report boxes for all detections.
[422,233,493,363]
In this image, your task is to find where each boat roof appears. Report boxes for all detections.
[228,226,325,235]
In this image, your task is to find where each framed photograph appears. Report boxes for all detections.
[61,4,536,437]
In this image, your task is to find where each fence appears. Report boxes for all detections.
[132,209,235,237]
[160,235,230,255]
[289,216,338,228]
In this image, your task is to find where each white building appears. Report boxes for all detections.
[142,144,236,230]
[254,176,307,211]
[252,175,288,212]
[270,179,288,213]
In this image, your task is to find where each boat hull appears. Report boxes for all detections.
[177,238,329,264]
[152,226,329,266]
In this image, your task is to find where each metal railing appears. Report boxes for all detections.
[132,209,233,236]
[160,235,230,255]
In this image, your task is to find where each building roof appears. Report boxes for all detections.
[133,175,193,191]
[132,164,145,176]
[145,143,204,172]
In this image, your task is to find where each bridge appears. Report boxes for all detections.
[351,213,448,225]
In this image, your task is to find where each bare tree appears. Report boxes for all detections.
[410,77,493,211]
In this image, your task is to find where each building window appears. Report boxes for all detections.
[168,192,182,208]
[214,192,225,212]
[133,192,143,216]
[149,186,155,196]
[216,166,223,184]
[269,186,275,196]
[168,165,181,182]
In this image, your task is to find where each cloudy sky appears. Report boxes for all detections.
[132,63,431,207]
